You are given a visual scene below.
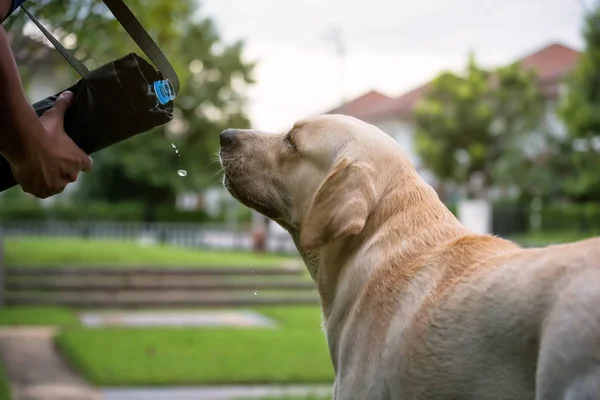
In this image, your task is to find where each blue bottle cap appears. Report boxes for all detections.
[153,79,176,105]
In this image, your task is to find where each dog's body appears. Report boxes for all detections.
[219,115,600,399]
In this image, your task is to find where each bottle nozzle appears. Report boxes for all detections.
[153,79,176,105]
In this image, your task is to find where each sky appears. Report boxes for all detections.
[200,0,587,131]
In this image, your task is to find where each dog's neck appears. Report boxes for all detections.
[315,177,471,322]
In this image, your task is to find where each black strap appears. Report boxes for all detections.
[21,0,180,93]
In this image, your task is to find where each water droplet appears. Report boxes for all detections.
[177,169,187,177]
[254,291,258,296]
[171,143,177,149]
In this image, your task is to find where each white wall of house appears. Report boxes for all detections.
[543,99,567,138]
[375,118,417,163]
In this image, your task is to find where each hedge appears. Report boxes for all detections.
[2,198,598,234]
[0,201,217,223]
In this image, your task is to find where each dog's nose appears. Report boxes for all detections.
[220,129,239,147]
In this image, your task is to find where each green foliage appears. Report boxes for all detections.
[6,1,254,204]
[0,360,11,400]
[414,53,543,197]
[559,4,600,201]
[5,237,293,267]
[56,306,332,386]
[0,200,214,223]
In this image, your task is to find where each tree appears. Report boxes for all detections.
[559,2,600,201]
[414,54,543,199]
[5,1,255,211]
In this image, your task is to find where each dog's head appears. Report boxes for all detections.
[219,114,411,277]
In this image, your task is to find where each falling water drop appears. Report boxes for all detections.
[171,143,177,148]
[177,169,187,177]
[254,291,258,296]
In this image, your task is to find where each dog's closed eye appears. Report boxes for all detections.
[284,130,298,151]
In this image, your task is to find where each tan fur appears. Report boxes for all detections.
[220,114,600,399]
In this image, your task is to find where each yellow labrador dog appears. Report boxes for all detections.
[219,114,600,400]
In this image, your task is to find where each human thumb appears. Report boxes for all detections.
[51,91,74,116]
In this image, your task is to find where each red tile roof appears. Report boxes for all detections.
[361,82,431,121]
[518,43,580,83]
[326,90,393,120]
[329,42,581,122]
[518,43,580,99]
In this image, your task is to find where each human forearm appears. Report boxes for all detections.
[0,0,93,199]
[0,25,45,165]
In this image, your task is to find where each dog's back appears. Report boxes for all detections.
[397,237,600,400]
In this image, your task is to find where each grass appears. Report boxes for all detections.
[0,306,79,328]
[0,360,10,400]
[4,237,295,268]
[56,306,333,386]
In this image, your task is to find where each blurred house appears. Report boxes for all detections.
[326,42,581,200]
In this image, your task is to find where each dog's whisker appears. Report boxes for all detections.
[213,169,226,177]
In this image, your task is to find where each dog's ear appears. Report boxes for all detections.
[300,158,375,250]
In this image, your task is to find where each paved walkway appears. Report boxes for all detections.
[80,310,277,328]
[0,327,102,400]
[102,384,332,400]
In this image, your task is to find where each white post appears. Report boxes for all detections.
[458,199,492,235]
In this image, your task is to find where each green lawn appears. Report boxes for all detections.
[0,306,79,328]
[0,360,10,400]
[4,237,295,267]
[56,305,332,386]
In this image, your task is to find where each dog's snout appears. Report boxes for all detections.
[220,129,240,147]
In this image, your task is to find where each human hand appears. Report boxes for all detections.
[10,91,93,198]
